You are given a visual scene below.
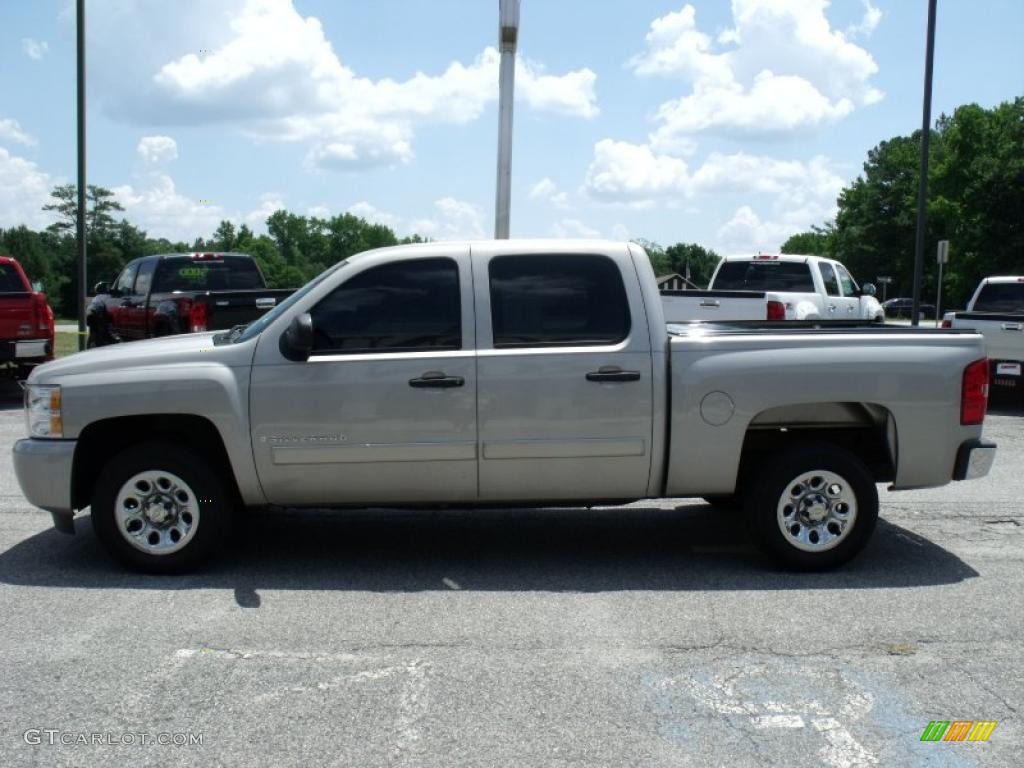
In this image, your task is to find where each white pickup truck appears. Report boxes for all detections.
[943,276,1024,398]
[661,254,885,323]
[14,240,995,574]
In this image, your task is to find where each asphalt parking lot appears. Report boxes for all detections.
[0,379,1021,767]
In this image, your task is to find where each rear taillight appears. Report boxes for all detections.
[961,358,989,425]
[766,300,786,320]
[189,300,208,332]
[941,319,952,328]
[32,293,53,332]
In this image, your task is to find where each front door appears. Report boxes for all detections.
[249,250,478,506]
[472,245,654,502]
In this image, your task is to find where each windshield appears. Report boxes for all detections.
[233,260,349,343]
[712,261,815,292]
[973,282,1024,313]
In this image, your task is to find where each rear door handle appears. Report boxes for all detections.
[409,371,465,388]
[1002,322,1023,331]
[586,369,641,383]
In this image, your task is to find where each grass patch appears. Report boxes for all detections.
[55,331,85,358]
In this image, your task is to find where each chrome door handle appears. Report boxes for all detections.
[828,305,837,312]
[699,300,720,308]
[409,371,465,388]
[1002,322,1023,331]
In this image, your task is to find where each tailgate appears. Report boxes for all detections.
[950,313,1024,363]
[0,293,34,339]
[202,289,295,330]
[662,290,767,323]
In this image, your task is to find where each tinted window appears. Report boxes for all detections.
[819,263,841,297]
[973,283,1024,313]
[153,256,263,292]
[0,264,28,293]
[712,261,815,292]
[115,262,139,294]
[133,259,156,296]
[310,258,460,354]
[489,254,630,348]
[835,264,858,296]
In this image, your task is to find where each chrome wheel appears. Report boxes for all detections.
[114,470,199,556]
[775,469,857,553]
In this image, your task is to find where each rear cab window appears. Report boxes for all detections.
[712,260,815,292]
[153,256,264,292]
[973,282,1024,313]
[488,254,630,347]
[818,263,841,297]
[0,263,29,293]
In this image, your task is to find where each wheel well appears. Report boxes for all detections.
[739,402,896,486]
[72,415,241,510]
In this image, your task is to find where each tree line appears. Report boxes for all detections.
[1,97,1018,315]
[781,98,1022,309]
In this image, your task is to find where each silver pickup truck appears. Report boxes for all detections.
[14,240,996,573]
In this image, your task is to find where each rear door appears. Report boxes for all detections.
[249,249,478,505]
[473,246,654,502]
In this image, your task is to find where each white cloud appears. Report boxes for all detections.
[112,175,226,242]
[583,140,690,203]
[716,205,807,252]
[347,201,401,231]
[529,177,569,209]
[410,197,486,241]
[552,219,601,238]
[847,1,882,38]
[0,147,59,229]
[21,38,49,60]
[137,135,178,166]
[96,0,597,171]
[629,1,882,142]
[0,117,37,147]
[307,205,331,219]
[245,194,285,231]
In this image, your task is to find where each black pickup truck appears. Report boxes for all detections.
[87,252,294,346]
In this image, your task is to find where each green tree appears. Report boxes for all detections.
[43,184,124,237]
[780,224,836,257]
[664,242,721,288]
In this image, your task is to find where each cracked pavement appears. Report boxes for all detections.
[0,380,1021,767]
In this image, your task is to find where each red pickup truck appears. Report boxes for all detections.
[0,256,55,378]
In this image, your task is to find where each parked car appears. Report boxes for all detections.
[943,276,1024,397]
[881,298,936,321]
[86,252,294,346]
[15,240,995,574]
[661,254,885,323]
[0,255,55,378]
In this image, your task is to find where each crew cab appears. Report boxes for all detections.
[943,276,1024,398]
[0,255,55,378]
[86,252,293,346]
[14,240,995,574]
[662,254,885,323]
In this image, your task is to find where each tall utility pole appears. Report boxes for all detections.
[911,0,937,327]
[494,0,520,239]
[76,0,88,350]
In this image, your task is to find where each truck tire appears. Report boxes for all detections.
[91,442,233,573]
[744,443,878,571]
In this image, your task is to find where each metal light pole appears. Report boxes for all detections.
[911,0,937,327]
[76,0,88,350]
[494,0,520,239]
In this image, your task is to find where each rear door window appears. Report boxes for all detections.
[973,283,1024,313]
[153,256,264,292]
[310,257,461,354]
[712,261,815,292]
[488,254,630,347]
[819,263,841,297]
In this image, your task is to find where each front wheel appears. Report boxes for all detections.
[91,442,233,573]
[744,444,878,571]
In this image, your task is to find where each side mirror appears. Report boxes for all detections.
[860,283,877,297]
[279,312,313,362]
[93,281,110,295]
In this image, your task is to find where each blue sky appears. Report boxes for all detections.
[1,0,1021,253]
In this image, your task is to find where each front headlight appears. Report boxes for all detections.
[26,384,62,438]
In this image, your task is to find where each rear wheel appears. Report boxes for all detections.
[744,444,878,571]
[91,442,233,573]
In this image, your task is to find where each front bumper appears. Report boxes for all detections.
[13,438,77,533]
[953,439,997,481]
